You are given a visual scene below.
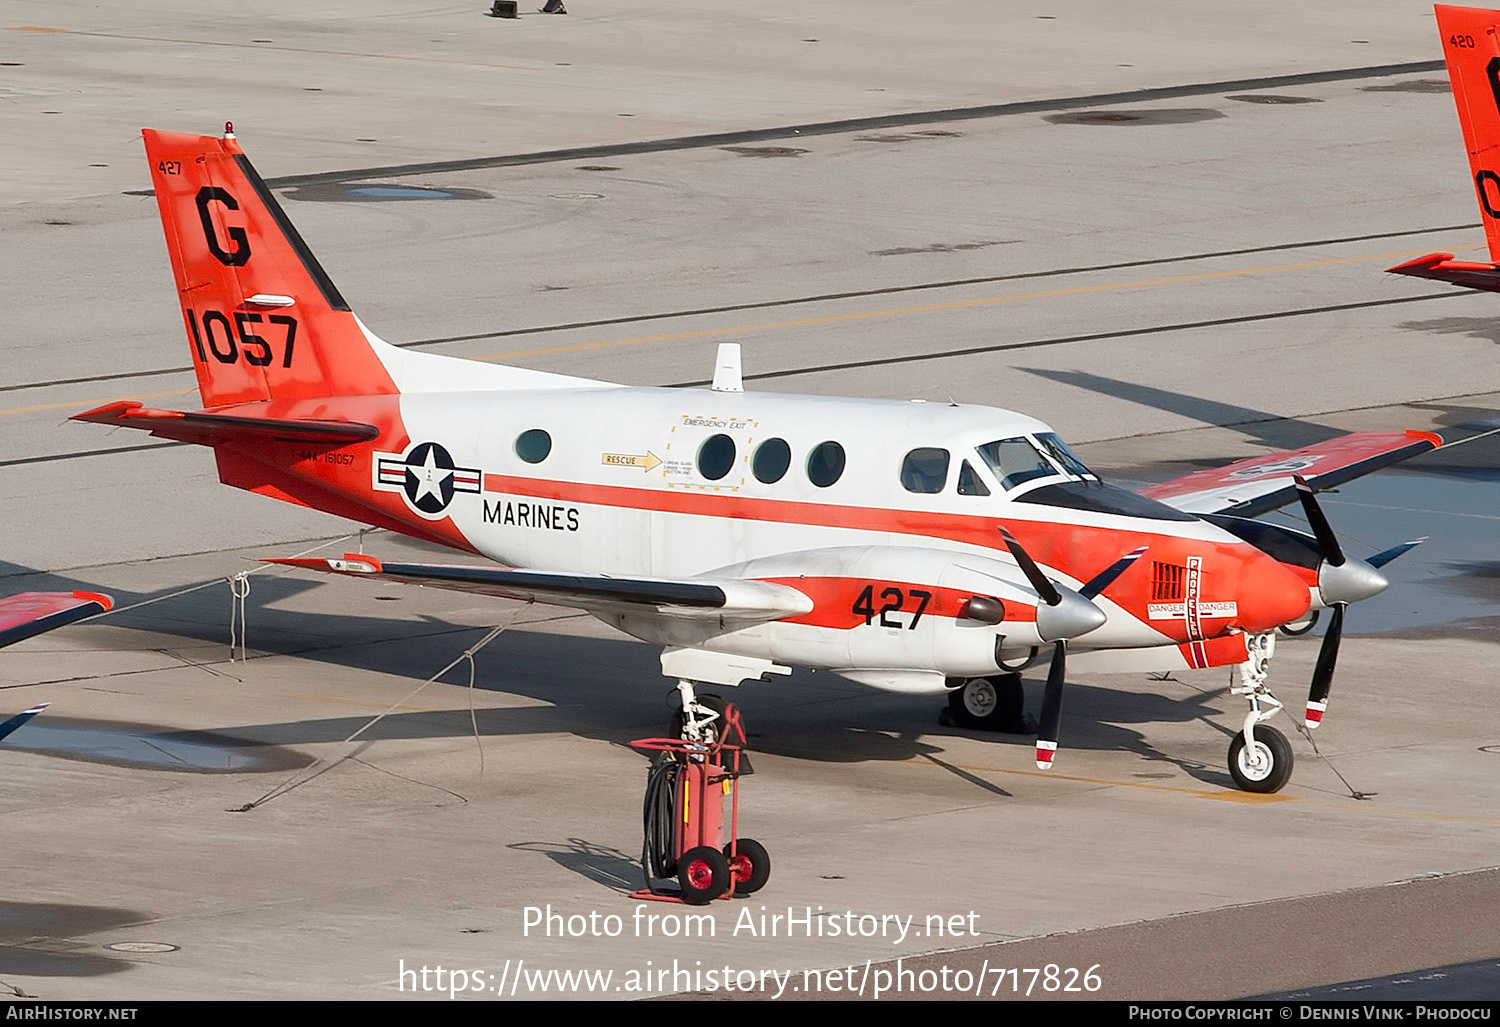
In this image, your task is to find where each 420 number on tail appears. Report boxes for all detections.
[186,308,298,367]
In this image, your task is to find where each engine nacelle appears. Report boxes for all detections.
[620,546,1051,692]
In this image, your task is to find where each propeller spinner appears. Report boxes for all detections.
[1291,476,1423,728]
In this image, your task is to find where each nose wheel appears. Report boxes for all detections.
[1227,724,1293,793]
[1227,632,1295,793]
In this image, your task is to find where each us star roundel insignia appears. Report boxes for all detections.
[1224,455,1322,481]
[373,441,482,518]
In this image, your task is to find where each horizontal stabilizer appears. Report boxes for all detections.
[1386,252,1500,293]
[0,591,113,650]
[1138,430,1442,517]
[72,401,379,446]
[268,554,813,621]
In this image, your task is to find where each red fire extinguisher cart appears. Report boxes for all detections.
[630,716,770,905]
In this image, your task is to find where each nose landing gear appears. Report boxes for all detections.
[1228,632,1294,793]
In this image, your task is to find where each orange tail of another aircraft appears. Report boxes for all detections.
[1388,5,1500,290]
[142,125,400,407]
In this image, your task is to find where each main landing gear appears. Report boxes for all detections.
[945,674,1032,733]
[637,680,768,905]
[1228,632,1293,793]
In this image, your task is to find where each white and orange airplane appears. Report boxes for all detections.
[0,591,113,744]
[74,126,1437,794]
[1389,4,1500,292]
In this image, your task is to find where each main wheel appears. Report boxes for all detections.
[1227,724,1294,793]
[724,838,771,896]
[677,845,731,904]
[946,674,1025,732]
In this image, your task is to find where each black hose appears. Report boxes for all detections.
[641,757,682,882]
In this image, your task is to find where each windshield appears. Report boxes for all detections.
[976,437,1058,490]
[1034,432,1094,478]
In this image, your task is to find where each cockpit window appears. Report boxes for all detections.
[976,437,1057,490]
[957,460,990,496]
[1035,432,1093,478]
[900,447,950,494]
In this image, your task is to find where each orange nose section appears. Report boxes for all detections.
[1235,549,1313,632]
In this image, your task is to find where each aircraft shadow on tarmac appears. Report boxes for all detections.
[1019,366,1500,483]
[0,900,152,979]
[0,560,1238,789]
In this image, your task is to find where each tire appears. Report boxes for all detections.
[677,845,731,904]
[724,838,771,896]
[1227,724,1294,793]
[946,675,1024,731]
[669,693,727,743]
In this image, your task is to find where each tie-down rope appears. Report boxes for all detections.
[229,601,531,812]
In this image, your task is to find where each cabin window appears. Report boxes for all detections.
[957,459,990,496]
[806,441,846,488]
[976,437,1056,490]
[697,433,737,481]
[900,447,950,494]
[752,438,791,483]
[514,429,552,464]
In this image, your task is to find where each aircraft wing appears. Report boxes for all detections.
[1136,430,1442,517]
[268,554,814,622]
[73,400,379,446]
[0,591,113,650]
[0,703,51,744]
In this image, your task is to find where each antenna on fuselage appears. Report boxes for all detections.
[711,343,743,393]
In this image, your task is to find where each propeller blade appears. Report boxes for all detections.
[0,702,50,744]
[1305,603,1345,728]
[1293,476,1346,567]
[998,526,1061,607]
[1368,537,1427,569]
[1079,546,1149,600]
[1035,641,1067,769]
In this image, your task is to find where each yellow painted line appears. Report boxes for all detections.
[1199,790,1298,804]
[0,389,196,419]
[4,246,1484,423]
[902,756,1240,798]
[900,757,1500,823]
[1293,799,1500,829]
[475,245,1485,362]
[295,694,441,713]
[8,25,68,33]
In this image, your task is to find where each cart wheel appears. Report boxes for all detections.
[677,845,731,904]
[724,838,771,896]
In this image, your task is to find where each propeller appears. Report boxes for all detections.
[999,528,1146,769]
[1291,477,1424,728]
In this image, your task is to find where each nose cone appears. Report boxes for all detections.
[1035,589,1108,642]
[1238,552,1313,632]
[1319,558,1389,606]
